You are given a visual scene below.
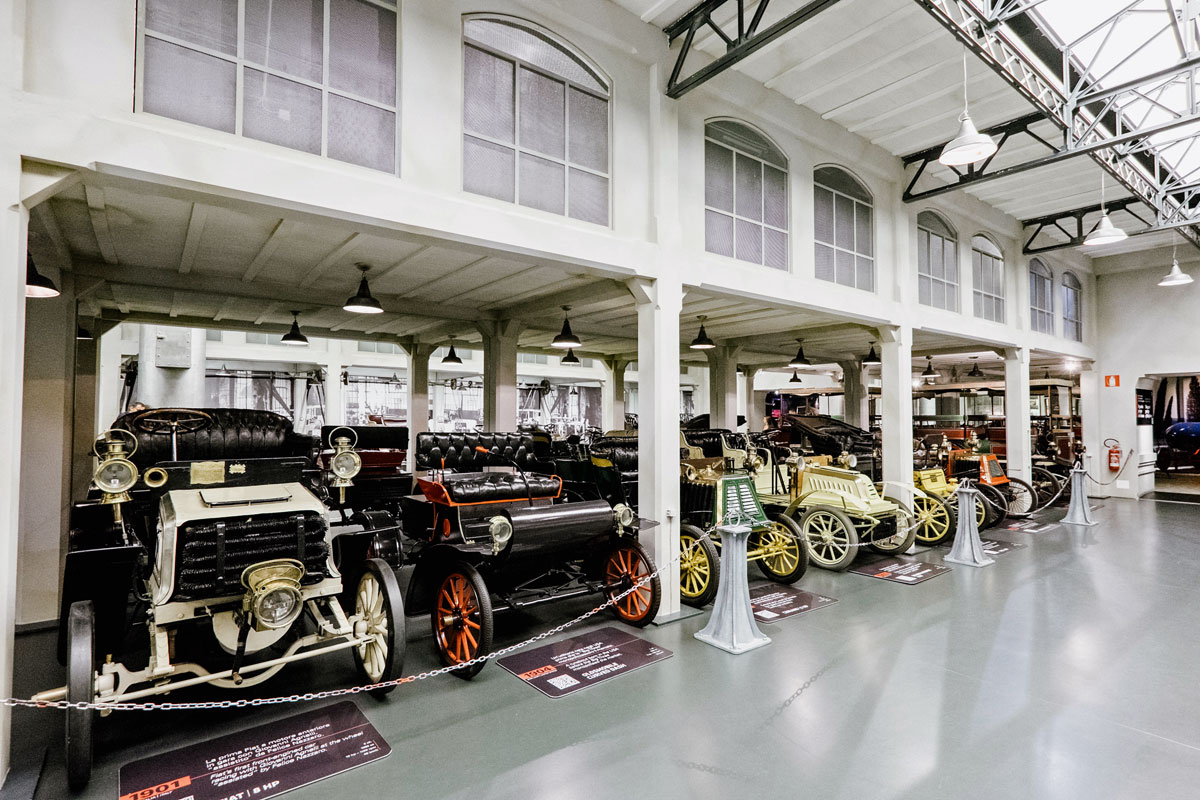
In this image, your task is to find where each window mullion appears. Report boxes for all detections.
[321,0,330,158]
[512,61,521,205]
[235,0,246,136]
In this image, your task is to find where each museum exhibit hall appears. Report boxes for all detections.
[4,0,1200,797]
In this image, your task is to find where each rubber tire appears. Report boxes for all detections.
[605,541,661,627]
[799,506,859,572]
[1003,477,1038,518]
[66,600,96,793]
[913,492,956,546]
[977,483,1008,527]
[352,558,405,696]
[679,524,719,608]
[752,514,809,584]
[430,562,493,680]
[1031,466,1063,509]
[869,507,918,555]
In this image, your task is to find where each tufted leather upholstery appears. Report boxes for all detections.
[415,431,553,473]
[441,472,562,504]
[589,436,639,506]
[681,429,731,458]
[113,408,315,470]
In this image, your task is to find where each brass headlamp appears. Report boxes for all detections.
[326,427,362,503]
[92,430,140,521]
[241,559,305,631]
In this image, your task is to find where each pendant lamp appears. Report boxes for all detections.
[689,316,716,349]
[789,369,803,384]
[862,342,881,365]
[343,264,384,314]
[442,336,463,365]
[561,348,580,365]
[921,356,937,383]
[938,51,997,167]
[552,306,581,349]
[26,254,60,298]
[788,339,811,368]
[281,311,308,345]
[967,357,984,378]
[76,326,93,341]
[1158,247,1194,286]
[1083,174,1127,246]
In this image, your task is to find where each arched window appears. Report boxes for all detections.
[971,234,1005,323]
[1062,272,1082,341]
[917,211,958,311]
[462,15,610,225]
[1029,258,1054,334]
[814,166,873,290]
[704,120,789,269]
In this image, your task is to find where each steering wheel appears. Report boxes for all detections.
[132,408,214,436]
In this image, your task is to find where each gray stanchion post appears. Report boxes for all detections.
[694,524,771,654]
[944,482,994,568]
[1061,465,1097,526]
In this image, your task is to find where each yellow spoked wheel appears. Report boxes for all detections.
[679,524,719,607]
[799,506,858,571]
[913,492,956,546]
[750,514,809,584]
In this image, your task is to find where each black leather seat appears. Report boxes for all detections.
[113,408,314,470]
[590,436,639,506]
[441,473,562,504]
[415,431,554,474]
[682,429,731,457]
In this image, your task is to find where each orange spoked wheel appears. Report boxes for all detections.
[603,542,661,627]
[431,562,493,680]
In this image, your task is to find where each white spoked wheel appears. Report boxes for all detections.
[799,507,858,571]
[353,558,404,696]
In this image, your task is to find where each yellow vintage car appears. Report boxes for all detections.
[910,467,988,546]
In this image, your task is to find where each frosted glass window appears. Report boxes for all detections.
[463,16,610,225]
[971,235,1005,323]
[917,210,958,312]
[705,121,789,269]
[1062,272,1082,341]
[140,0,398,174]
[814,166,872,289]
[1030,259,1054,334]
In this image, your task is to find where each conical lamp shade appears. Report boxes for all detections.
[788,343,811,368]
[552,317,581,349]
[344,274,383,313]
[26,254,60,298]
[938,112,997,167]
[789,369,802,384]
[281,314,308,345]
[1158,259,1194,287]
[76,326,93,341]
[441,343,463,365]
[689,324,715,350]
[862,345,880,365]
[1083,212,1127,246]
[561,348,580,365]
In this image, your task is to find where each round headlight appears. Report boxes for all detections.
[94,458,137,494]
[846,454,858,469]
[488,515,513,554]
[749,455,765,472]
[254,586,301,629]
[332,450,362,480]
[613,503,635,529]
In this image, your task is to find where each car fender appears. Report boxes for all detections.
[404,544,483,617]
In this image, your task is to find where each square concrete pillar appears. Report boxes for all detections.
[705,344,741,430]
[477,319,523,431]
[839,359,869,429]
[740,365,760,432]
[1004,346,1032,482]
[878,326,914,485]
[629,277,682,622]
[602,358,629,432]
[402,342,434,468]
[323,339,346,426]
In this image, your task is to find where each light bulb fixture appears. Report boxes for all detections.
[1064,360,1080,373]
[938,51,997,167]
[862,342,880,365]
[552,305,581,349]
[281,311,308,345]
[789,369,803,384]
[343,264,384,314]
[76,325,93,341]
[689,316,716,350]
[921,356,937,384]
[561,348,581,365]
[788,339,811,368]
[1043,368,1051,380]
[967,356,984,378]
[1158,247,1194,286]
[25,254,60,298]
[1083,174,1127,246]
[441,336,463,365]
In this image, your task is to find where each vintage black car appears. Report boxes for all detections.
[398,432,660,678]
[773,414,881,480]
[34,409,403,791]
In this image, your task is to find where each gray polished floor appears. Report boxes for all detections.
[10,497,1200,800]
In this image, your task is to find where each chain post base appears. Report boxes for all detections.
[945,484,994,568]
[1061,468,1098,526]
[694,524,771,655]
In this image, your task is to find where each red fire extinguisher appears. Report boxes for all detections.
[1104,438,1121,471]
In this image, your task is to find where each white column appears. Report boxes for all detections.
[839,359,868,428]
[705,344,741,430]
[403,343,433,468]
[1078,366,1103,497]
[629,277,682,622]
[0,163,30,781]
[72,327,99,501]
[477,319,523,431]
[323,339,345,425]
[878,325,914,485]
[1003,346,1032,482]
[602,358,629,432]
[741,365,760,432]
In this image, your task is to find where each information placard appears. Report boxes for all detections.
[118,701,389,800]
[497,626,672,698]
[748,582,837,622]
[980,538,1028,556]
[850,556,951,584]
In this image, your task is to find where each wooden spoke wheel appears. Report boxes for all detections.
[1031,466,1064,509]
[604,541,661,627]
[66,600,96,792]
[352,558,405,695]
[431,562,493,680]
[977,483,1008,527]
[913,492,956,546]
[750,514,809,584]
[1003,477,1038,518]
[799,507,858,571]
[679,524,719,608]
